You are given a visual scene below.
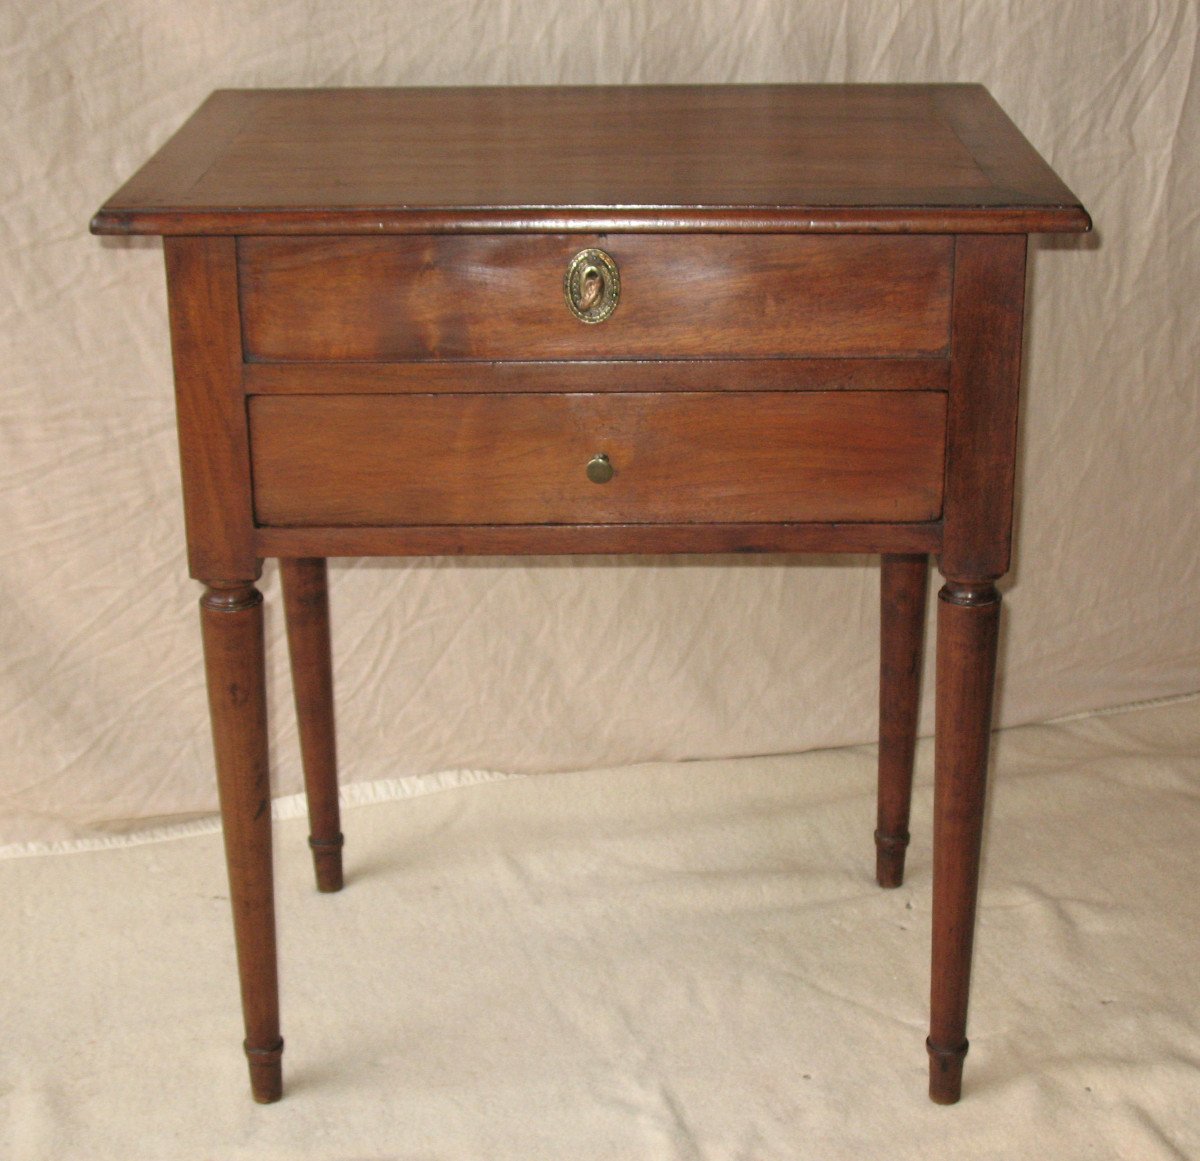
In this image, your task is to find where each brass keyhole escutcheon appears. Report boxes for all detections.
[565,248,620,323]
[586,452,614,484]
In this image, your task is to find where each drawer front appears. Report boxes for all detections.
[249,392,946,526]
[239,235,953,362]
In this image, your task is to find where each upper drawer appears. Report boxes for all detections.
[238,235,953,362]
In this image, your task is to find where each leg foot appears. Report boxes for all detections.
[308,833,345,893]
[245,1037,285,1104]
[874,828,911,889]
[926,1037,969,1104]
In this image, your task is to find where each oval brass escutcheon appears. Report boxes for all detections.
[586,452,614,484]
[565,248,620,324]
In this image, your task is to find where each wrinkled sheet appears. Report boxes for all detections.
[2,699,1198,1159]
[2,1,1198,845]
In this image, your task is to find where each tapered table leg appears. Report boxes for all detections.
[876,553,928,887]
[280,558,343,893]
[927,577,1001,1104]
[200,581,283,1104]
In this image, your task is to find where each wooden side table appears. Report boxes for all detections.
[92,84,1089,1105]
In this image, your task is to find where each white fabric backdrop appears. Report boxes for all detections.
[2,1,1197,847]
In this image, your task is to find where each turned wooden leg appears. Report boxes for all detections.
[200,581,283,1104]
[927,578,1001,1104]
[280,558,343,893]
[876,553,928,888]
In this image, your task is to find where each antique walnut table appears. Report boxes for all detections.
[91,85,1089,1105]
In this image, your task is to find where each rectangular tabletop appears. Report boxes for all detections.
[91,85,1089,236]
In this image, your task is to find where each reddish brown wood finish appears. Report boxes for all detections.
[199,582,282,1104]
[928,580,1002,1104]
[164,238,256,580]
[942,235,1027,580]
[92,85,1090,1108]
[876,554,929,888]
[239,235,952,361]
[280,559,343,893]
[248,392,947,527]
[923,235,1031,1103]
[255,521,943,559]
[90,86,1090,237]
[243,358,952,396]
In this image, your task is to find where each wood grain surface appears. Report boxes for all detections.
[93,82,1092,1108]
[164,238,258,580]
[254,521,943,558]
[941,235,1028,579]
[238,235,953,362]
[248,391,946,527]
[91,86,1090,236]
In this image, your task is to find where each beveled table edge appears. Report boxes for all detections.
[90,204,1092,236]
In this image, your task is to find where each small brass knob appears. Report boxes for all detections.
[586,452,614,484]
[565,248,620,324]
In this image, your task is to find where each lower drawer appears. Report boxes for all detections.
[248,392,946,526]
